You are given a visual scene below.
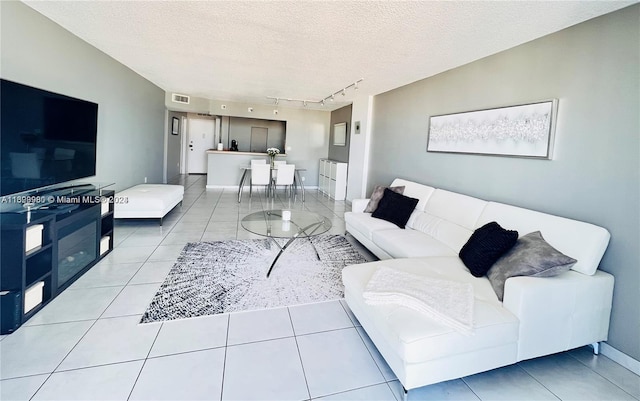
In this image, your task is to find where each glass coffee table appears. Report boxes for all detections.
[241,209,331,277]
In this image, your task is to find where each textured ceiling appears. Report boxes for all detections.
[23,1,634,110]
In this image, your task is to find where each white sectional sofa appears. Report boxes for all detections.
[343,178,614,392]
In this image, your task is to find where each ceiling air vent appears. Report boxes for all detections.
[171,93,190,104]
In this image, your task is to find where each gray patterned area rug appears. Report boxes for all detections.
[140,234,368,323]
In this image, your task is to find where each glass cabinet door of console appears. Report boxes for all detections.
[56,220,97,288]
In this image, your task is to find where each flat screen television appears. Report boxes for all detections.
[1,79,98,196]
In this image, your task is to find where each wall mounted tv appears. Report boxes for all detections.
[1,79,98,196]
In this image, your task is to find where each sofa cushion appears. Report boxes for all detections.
[371,189,419,229]
[372,229,457,258]
[407,212,474,253]
[459,222,519,277]
[364,185,405,213]
[342,257,519,364]
[476,202,610,276]
[344,212,399,240]
[488,231,577,300]
[390,179,435,212]
[425,189,488,230]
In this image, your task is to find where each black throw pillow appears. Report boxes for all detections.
[459,222,519,277]
[364,185,405,213]
[371,188,419,229]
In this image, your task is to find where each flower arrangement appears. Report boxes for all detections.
[267,147,280,166]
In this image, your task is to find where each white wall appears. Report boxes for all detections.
[367,5,639,361]
[347,94,374,201]
[2,2,166,192]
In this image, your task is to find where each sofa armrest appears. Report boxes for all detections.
[351,198,371,213]
[503,270,614,361]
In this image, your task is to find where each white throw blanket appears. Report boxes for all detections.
[363,266,475,335]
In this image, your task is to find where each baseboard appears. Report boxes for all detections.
[601,342,640,375]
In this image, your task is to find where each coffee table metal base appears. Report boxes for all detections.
[266,236,319,278]
[241,210,331,277]
[265,220,325,277]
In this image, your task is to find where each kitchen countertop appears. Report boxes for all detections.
[206,150,287,156]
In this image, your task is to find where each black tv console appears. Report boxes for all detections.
[0,188,114,334]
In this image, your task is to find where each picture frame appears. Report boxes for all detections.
[333,122,347,146]
[427,99,558,159]
[171,117,180,136]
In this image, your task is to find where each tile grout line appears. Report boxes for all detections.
[386,381,401,401]
[309,383,396,401]
[512,363,562,401]
[287,307,313,401]
[48,358,147,375]
[25,315,103,400]
[457,376,484,401]
[144,344,228,360]
[125,321,164,400]
[218,313,232,401]
[351,322,395,388]
[565,350,639,400]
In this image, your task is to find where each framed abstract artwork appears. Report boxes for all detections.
[171,117,180,136]
[333,122,347,146]
[427,99,558,159]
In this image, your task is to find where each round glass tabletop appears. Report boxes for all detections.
[241,209,331,239]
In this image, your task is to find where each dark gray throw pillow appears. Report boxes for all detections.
[487,231,577,301]
[371,188,418,229]
[459,221,519,278]
[364,185,405,213]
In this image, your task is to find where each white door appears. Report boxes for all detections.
[187,118,215,174]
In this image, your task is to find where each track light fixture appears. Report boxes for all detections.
[266,78,363,108]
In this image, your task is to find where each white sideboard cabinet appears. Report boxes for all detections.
[318,159,348,200]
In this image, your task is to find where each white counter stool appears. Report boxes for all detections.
[250,164,271,198]
[272,160,286,179]
[272,164,295,198]
[249,159,267,190]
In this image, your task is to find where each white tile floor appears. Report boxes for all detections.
[1,175,638,400]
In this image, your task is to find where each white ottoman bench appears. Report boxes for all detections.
[114,184,184,225]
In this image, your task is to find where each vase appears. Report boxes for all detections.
[270,157,275,168]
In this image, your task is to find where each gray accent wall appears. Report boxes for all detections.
[1,2,166,192]
[228,117,286,153]
[368,5,639,361]
[328,105,352,163]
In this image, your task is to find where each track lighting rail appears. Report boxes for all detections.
[267,79,363,108]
